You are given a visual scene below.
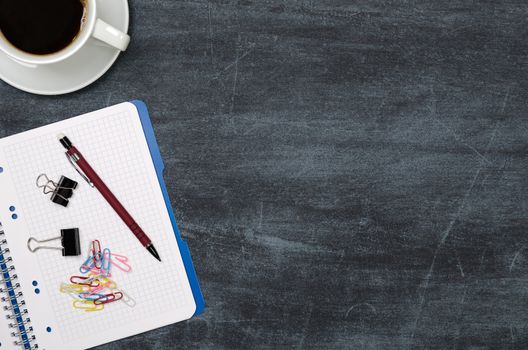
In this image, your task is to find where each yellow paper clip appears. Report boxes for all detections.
[98,277,116,289]
[60,283,89,294]
[73,300,104,312]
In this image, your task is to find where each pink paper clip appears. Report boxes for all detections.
[91,240,102,268]
[94,292,123,305]
[88,267,101,275]
[89,284,104,294]
[88,267,111,277]
[100,248,111,277]
[111,253,132,273]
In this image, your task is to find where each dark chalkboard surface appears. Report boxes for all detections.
[1,0,527,349]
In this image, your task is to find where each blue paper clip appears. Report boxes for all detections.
[100,248,111,277]
[78,292,105,301]
[80,254,97,274]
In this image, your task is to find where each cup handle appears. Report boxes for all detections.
[92,18,130,51]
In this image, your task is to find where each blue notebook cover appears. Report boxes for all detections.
[131,100,205,316]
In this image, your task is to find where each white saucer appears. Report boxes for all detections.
[0,0,129,95]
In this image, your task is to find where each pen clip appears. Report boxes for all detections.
[66,153,94,187]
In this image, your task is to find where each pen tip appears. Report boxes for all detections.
[57,133,65,140]
[147,244,162,262]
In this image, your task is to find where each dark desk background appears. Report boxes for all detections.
[1,0,527,349]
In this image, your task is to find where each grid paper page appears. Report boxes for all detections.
[0,103,196,350]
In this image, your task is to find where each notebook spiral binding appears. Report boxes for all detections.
[0,224,38,349]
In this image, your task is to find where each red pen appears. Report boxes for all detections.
[58,134,161,262]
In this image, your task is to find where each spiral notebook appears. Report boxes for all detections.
[0,101,204,349]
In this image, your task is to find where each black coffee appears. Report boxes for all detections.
[0,0,85,55]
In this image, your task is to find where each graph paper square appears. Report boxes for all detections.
[0,103,196,349]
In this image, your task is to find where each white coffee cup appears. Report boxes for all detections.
[0,0,130,67]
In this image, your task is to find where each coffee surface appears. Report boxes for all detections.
[0,0,85,55]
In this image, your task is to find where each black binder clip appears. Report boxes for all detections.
[27,228,81,256]
[36,174,78,207]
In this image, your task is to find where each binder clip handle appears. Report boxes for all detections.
[36,174,56,194]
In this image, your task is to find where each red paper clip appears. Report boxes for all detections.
[94,292,123,305]
[70,276,100,288]
[91,240,102,268]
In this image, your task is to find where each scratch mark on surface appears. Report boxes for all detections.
[230,50,239,114]
[212,43,256,80]
[442,167,481,244]
[485,123,499,152]
[501,87,511,113]
[106,92,113,106]
[345,303,377,318]
[258,201,263,230]
[510,325,515,342]
[435,118,491,165]
[410,165,482,347]
[453,247,489,350]
[254,234,328,254]
[509,245,525,272]
[479,248,488,268]
[455,253,465,277]
[428,87,492,165]
[224,45,254,71]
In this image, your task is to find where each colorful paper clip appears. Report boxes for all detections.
[112,288,136,307]
[100,248,111,277]
[87,267,112,278]
[111,253,132,272]
[78,292,105,301]
[94,292,123,305]
[70,276,100,288]
[60,283,89,294]
[63,239,135,312]
[97,276,116,289]
[91,240,102,268]
[73,300,104,312]
[80,254,96,274]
